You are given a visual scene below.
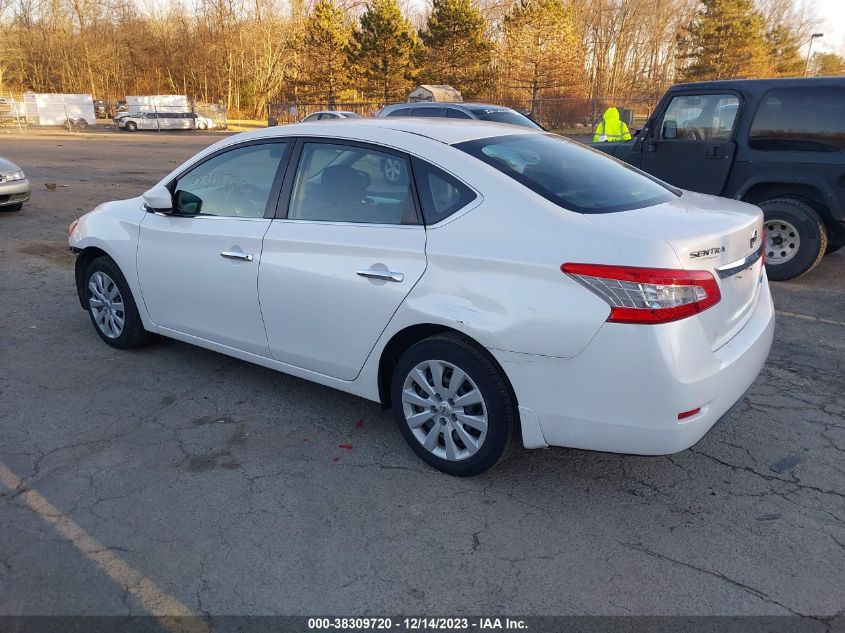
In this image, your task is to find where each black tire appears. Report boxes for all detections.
[84,256,151,349]
[1,203,23,212]
[760,198,828,281]
[390,334,516,476]
[125,120,137,132]
[826,244,842,255]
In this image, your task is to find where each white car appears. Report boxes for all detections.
[301,110,365,122]
[192,113,216,130]
[69,119,774,476]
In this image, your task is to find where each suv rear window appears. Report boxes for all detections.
[456,133,676,214]
[749,87,845,152]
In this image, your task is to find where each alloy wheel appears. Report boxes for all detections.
[383,157,403,183]
[88,271,125,339]
[401,359,488,461]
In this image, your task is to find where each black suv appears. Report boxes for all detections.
[591,77,845,280]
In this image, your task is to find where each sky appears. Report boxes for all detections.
[805,0,845,54]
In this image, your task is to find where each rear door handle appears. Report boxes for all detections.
[220,251,254,262]
[357,269,404,283]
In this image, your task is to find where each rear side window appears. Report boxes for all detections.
[446,108,472,119]
[412,158,477,224]
[386,108,411,117]
[749,87,845,151]
[456,133,676,214]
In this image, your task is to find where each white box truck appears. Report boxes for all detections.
[24,93,96,128]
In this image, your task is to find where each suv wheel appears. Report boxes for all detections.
[760,198,828,281]
[390,334,516,476]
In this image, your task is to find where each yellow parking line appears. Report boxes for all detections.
[776,310,845,327]
[0,463,208,633]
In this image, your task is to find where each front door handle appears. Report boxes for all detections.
[357,269,404,283]
[220,251,254,262]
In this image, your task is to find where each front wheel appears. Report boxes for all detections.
[1,203,23,212]
[390,334,516,476]
[84,256,151,349]
[125,120,137,132]
[760,198,828,281]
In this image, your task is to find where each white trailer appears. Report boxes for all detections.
[24,93,96,127]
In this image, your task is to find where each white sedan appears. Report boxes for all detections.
[69,119,774,476]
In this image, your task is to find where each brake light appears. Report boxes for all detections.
[561,263,721,325]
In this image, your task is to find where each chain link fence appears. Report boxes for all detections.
[0,92,228,131]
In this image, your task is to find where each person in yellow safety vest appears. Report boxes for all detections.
[593,107,631,142]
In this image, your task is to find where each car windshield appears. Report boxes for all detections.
[455,133,677,214]
[467,107,541,129]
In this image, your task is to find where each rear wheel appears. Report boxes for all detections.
[84,256,151,349]
[760,198,828,281]
[381,156,405,183]
[390,334,515,476]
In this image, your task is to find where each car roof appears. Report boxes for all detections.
[259,118,540,145]
[381,102,518,112]
[669,76,845,92]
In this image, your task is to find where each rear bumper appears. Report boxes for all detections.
[493,276,775,455]
[0,178,30,206]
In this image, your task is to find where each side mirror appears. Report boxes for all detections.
[663,120,677,139]
[142,185,173,213]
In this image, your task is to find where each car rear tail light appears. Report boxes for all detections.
[561,263,721,325]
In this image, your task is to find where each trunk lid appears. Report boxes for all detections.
[587,191,765,349]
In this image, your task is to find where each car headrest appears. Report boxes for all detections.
[321,165,367,204]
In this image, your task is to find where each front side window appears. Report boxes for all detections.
[287,143,417,224]
[386,108,411,117]
[172,142,288,218]
[749,86,845,151]
[412,158,477,224]
[456,133,676,214]
[467,107,541,129]
[660,94,740,141]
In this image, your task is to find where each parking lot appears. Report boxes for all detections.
[0,132,843,619]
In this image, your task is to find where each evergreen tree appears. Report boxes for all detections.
[501,0,581,111]
[348,0,418,103]
[765,24,803,77]
[417,0,493,99]
[678,0,769,81]
[297,0,352,105]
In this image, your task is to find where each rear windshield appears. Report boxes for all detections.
[749,86,845,152]
[455,133,677,214]
[467,107,541,129]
